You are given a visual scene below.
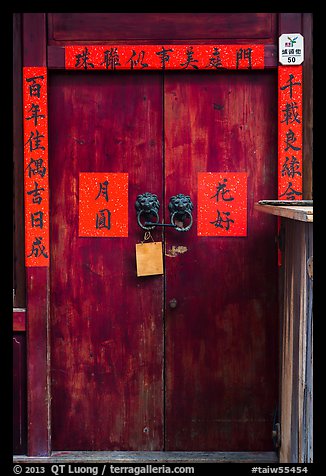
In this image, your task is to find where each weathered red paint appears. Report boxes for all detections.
[22,12,50,457]
[278,65,303,199]
[65,45,265,70]
[49,13,278,44]
[49,71,164,451]
[164,71,278,450]
[26,267,49,455]
[14,11,314,460]
[13,310,26,332]
[49,69,278,451]
[13,333,27,455]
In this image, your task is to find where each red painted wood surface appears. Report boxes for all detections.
[13,13,26,307]
[164,71,279,450]
[49,69,279,451]
[17,11,310,456]
[278,13,302,34]
[13,334,27,455]
[26,267,49,455]
[48,13,277,44]
[22,12,50,457]
[13,310,26,332]
[302,14,313,200]
[23,13,47,66]
[49,72,164,450]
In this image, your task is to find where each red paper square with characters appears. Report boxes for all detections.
[197,172,247,237]
[79,173,128,237]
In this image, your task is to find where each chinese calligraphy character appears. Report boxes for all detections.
[279,181,303,200]
[280,73,301,99]
[27,181,45,204]
[95,180,109,201]
[126,50,148,69]
[75,47,94,70]
[30,210,44,229]
[236,48,252,69]
[26,158,46,178]
[210,210,234,230]
[25,103,45,126]
[101,48,121,70]
[206,47,222,69]
[180,46,199,69]
[156,46,174,70]
[281,102,301,125]
[96,209,111,230]
[284,129,301,152]
[210,178,234,202]
[25,130,45,152]
[27,236,48,258]
[25,75,44,98]
[281,156,302,178]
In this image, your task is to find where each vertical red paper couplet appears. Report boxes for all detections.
[278,65,303,200]
[23,67,49,267]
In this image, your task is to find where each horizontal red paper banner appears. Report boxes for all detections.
[65,45,264,70]
[23,66,49,267]
[278,65,303,200]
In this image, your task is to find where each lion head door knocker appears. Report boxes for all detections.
[168,194,194,232]
[135,192,160,230]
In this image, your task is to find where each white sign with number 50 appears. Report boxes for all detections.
[279,33,304,65]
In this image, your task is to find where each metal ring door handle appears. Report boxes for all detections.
[168,194,194,232]
[135,192,161,230]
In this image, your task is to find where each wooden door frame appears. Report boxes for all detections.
[16,12,313,458]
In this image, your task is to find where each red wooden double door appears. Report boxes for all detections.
[49,69,278,451]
